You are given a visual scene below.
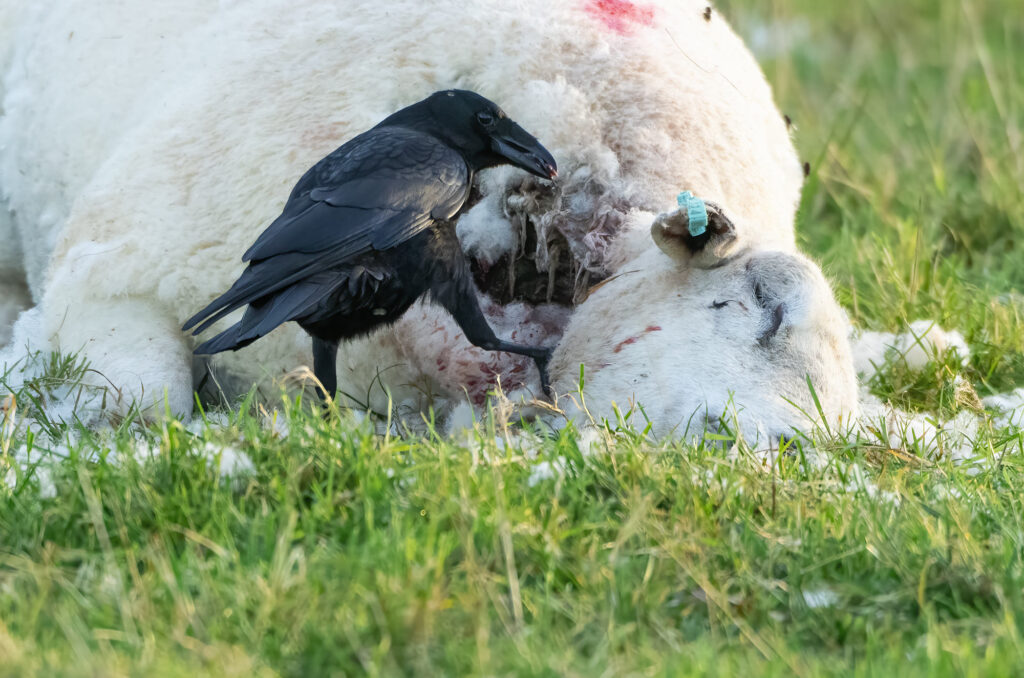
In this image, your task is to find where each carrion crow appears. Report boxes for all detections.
[182,89,558,400]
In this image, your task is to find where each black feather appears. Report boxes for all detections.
[183,89,559,399]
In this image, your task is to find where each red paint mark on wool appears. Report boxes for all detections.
[585,0,655,34]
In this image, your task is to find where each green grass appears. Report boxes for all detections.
[722,0,1024,393]
[3,395,1024,676]
[3,0,1024,675]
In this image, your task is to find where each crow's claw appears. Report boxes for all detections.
[534,347,554,398]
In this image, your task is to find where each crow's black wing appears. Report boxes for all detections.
[242,127,468,262]
[182,127,469,334]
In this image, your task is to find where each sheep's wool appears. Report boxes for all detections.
[0,0,858,441]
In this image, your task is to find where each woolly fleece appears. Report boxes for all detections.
[0,0,840,438]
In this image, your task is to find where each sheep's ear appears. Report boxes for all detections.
[650,201,738,267]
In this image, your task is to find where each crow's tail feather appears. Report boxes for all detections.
[190,278,337,355]
[182,284,252,335]
[192,323,259,355]
[183,299,236,335]
[182,253,336,334]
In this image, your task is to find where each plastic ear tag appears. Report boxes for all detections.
[676,190,708,237]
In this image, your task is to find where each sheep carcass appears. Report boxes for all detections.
[0,0,853,437]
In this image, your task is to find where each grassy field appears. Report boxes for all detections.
[2,0,1024,675]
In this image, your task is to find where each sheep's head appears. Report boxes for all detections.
[548,208,858,444]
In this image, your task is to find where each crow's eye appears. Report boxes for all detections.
[476,111,495,126]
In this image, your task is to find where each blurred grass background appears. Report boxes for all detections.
[721,0,1024,395]
[2,1,1024,676]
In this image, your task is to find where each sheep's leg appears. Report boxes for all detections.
[43,297,195,419]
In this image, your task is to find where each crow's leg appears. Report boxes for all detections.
[436,283,554,396]
[311,336,339,401]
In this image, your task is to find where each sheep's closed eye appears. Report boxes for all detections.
[708,299,749,311]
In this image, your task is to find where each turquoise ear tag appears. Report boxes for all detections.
[676,190,708,237]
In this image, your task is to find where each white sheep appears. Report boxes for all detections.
[549,204,858,443]
[0,0,854,437]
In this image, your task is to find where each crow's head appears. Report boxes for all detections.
[390,89,558,179]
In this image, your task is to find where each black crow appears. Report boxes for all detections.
[182,89,558,401]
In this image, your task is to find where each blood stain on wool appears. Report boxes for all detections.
[613,325,662,353]
[585,0,655,34]
[614,337,639,352]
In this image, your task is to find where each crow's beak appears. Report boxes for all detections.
[491,123,558,180]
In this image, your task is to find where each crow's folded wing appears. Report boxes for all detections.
[243,128,469,262]
[182,127,469,334]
